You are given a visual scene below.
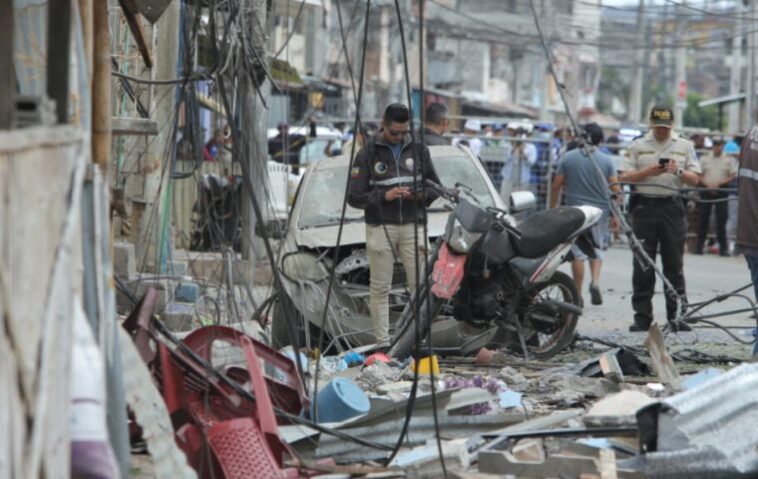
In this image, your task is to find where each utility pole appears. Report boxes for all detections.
[538,1,551,122]
[240,0,270,279]
[641,17,653,122]
[747,0,756,130]
[673,1,686,129]
[629,0,645,124]
[728,10,742,134]
[129,2,180,270]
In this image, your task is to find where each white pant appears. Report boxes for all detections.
[366,224,428,344]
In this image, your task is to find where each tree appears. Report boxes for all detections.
[683,92,720,130]
[596,66,629,118]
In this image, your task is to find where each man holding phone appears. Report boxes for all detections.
[348,103,441,347]
[619,106,701,332]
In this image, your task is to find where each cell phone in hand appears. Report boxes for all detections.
[658,158,671,167]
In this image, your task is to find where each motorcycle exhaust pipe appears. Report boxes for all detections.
[541,299,583,316]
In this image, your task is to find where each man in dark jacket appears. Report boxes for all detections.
[737,125,758,356]
[348,103,441,346]
[418,102,450,146]
[267,118,316,174]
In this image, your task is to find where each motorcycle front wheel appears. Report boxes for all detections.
[388,276,442,360]
[521,271,580,358]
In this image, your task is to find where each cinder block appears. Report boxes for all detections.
[175,282,200,303]
[113,242,136,278]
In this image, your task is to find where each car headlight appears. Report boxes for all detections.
[446,218,481,254]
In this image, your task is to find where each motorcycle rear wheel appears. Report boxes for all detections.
[521,271,580,358]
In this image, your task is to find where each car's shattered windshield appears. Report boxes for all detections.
[298,155,496,228]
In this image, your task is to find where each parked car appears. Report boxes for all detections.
[268,145,509,351]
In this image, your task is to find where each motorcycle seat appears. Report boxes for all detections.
[512,207,586,258]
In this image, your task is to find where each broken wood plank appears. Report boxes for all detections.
[599,350,624,383]
[118,0,153,68]
[644,324,682,391]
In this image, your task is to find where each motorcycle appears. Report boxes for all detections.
[389,181,603,360]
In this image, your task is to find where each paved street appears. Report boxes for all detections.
[564,244,756,351]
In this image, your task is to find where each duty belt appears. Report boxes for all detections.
[636,195,680,206]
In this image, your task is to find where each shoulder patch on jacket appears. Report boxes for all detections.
[351,166,361,178]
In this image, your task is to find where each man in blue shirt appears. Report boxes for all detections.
[550,123,619,306]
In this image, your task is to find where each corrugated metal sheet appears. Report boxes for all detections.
[311,413,524,463]
[634,362,758,478]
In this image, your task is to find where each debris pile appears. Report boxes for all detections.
[122,290,758,478]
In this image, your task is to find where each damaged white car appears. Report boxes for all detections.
[269,145,508,351]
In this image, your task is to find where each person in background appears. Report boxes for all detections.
[203,125,232,162]
[341,126,369,158]
[550,123,619,305]
[460,119,483,157]
[268,117,316,174]
[418,102,450,146]
[619,106,701,332]
[500,124,537,202]
[695,135,737,256]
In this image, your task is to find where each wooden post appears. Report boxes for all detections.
[92,0,111,172]
[0,0,14,129]
[78,0,94,88]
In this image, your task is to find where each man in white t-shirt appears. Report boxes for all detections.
[696,135,738,256]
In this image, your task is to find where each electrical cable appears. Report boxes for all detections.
[381,1,446,472]
[207,0,308,390]
[273,0,307,59]
[111,70,209,85]
[428,0,758,52]
[414,0,447,474]
[147,314,393,451]
[527,0,692,334]
[311,0,372,422]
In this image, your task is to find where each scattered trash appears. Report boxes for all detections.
[644,324,683,391]
[279,345,309,371]
[314,378,371,423]
[412,355,440,375]
[319,355,348,374]
[498,390,524,410]
[364,352,392,366]
[120,288,757,477]
[342,350,365,367]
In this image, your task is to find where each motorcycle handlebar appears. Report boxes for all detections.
[429,180,523,240]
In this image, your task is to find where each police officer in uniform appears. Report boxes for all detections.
[620,106,702,332]
[348,104,441,346]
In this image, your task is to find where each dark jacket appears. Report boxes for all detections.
[737,125,758,249]
[416,127,449,146]
[348,134,441,225]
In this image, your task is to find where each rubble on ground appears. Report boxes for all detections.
[121,288,758,479]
